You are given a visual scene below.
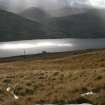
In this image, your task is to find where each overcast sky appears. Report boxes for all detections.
[0,0,105,13]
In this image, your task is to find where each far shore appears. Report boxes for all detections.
[0,48,105,62]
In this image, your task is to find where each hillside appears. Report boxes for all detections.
[1,9,105,41]
[45,9,105,38]
[19,8,105,38]
[0,49,105,105]
[0,9,45,42]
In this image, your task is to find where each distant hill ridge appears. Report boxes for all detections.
[0,8,105,42]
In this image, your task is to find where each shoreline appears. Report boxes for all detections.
[0,48,105,62]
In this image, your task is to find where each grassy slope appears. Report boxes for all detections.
[0,49,105,105]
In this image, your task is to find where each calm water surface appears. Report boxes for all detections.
[0,38,105,58]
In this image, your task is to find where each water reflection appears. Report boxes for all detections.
[0,42,72,50]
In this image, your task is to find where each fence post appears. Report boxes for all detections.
[23,49,26,58]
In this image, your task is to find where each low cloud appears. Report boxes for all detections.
[0,0,105,13]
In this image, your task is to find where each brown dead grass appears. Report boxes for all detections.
[0,49,105,105]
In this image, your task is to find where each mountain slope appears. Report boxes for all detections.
[1,9,105,42]
[44,9,105,38]
[0,9,46,42]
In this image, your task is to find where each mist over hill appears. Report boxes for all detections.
[0,8,105,42]
[15,7,105,39]
[20,7,86,18]
[20,7,50,22]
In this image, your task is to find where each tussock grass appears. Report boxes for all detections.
[0,49,105,104]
